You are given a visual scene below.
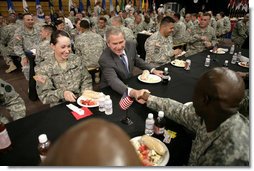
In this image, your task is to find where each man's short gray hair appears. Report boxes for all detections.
[105,26,126,42]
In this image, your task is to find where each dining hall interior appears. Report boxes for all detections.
[0,0,252,167]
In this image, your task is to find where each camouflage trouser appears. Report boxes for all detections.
[232,37,245,49]
[239,89,249,119]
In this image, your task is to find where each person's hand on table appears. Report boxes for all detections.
[64,91,77,102]
[151,69,164,77]
[21,57,29,66]
[130,89,150,104]
[204,40,212,48]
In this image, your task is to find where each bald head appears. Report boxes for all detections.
[193,67,245,131]
[42,118,141,166]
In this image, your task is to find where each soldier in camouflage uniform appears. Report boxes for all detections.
[13,13,40,67]
[74,20,105,69]
[145,16,182,67]
[138,67,249,165]
[231,14,249,48]
[94,16,108,39]
[207,11,217,33]
[172,13,186,45]
[215,13,224,37]
[185,13,218,57]
[0,15,18,73]
[35,25,54,67]
[191,13,199,27]
[185,13,194,31]
[35,31,92,107]
[131,14,145,38]
[0,79,26,124]
[111,16,136,43]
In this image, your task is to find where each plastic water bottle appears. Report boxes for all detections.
[237,52,242,63]
[231,53,238,64]
[145,113,155,136]
[104,95,113,115]
[223,60,229,68]
[38,134,51,162]
[229,45,235,54]
[162,67,170,84]
[154,111,166,139]
[204,55,211,67]
[98,93,105,112]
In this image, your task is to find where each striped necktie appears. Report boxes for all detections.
[120,54,129,73]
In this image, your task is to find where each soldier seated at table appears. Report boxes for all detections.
[144,16,182,68]
[185,13,218,57]
[136,67,249,166]
[42,118,141,166]
[231,14,249,49]
[0,79,26,124]
[34,30,92,107]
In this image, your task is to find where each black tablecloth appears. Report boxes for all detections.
[0,49,249,166]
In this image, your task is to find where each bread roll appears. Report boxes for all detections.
[140,70,150,80]
[82,90,101,99]
[140,135,166,156]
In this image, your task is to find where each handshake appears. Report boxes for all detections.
[130,89,151,104]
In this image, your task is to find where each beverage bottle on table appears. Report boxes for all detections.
[237,52,242,63]
[0,121,12,153]
[154,111,166,139]
[145,113,155,136]
[98,93,105,112]
[223,60,229,68]
[38,134,51,162]
[104,95,113,115]
[162,67,170,84]
[229,44,235,54]
[231,53,238,64]
[204,55,211,67]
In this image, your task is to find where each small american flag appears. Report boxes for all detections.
[119,91,134,110]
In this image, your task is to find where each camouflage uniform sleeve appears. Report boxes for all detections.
[80,65,93,93]
[36,66,65,104]
[0,79,26,121]
[13,29,26,58]
[147,95,200,132]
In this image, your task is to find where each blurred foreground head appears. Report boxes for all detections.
[42,118,141,166]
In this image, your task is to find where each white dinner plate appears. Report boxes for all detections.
[209,49,226,54]
[170,60,186,67]
[138,74,162,84]
[77,96,99,108]
[238,61,249,68]
[130,136,170,166]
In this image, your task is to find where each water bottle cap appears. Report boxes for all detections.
[158,111,164,117]
[164,67,168,71]
[207,55,210,58]
[148,113,153,118]
[38,134,48,143]
[234,53,237,55]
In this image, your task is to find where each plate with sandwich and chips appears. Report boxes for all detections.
[138,70,162,84]
[170,59,186,67]
[130,135,169,166]
[77,90,103,108]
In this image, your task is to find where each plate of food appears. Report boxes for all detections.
[171,59,186,67]
[77,96,99,108]
[209,48,227,54]
[138,70,162,84]
[130,135,169,166]
[238,61,249,68]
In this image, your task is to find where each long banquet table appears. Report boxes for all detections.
[0,49,249,166]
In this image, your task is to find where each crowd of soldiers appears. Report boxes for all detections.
[0,3,249,123]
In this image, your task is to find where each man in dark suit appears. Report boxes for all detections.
[99,26,163,98]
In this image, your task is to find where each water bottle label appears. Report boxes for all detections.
[154,126,164,134]
[0,129,11,149]
[40,155,46,162]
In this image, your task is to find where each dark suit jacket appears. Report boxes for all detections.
[99,41,153,95]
